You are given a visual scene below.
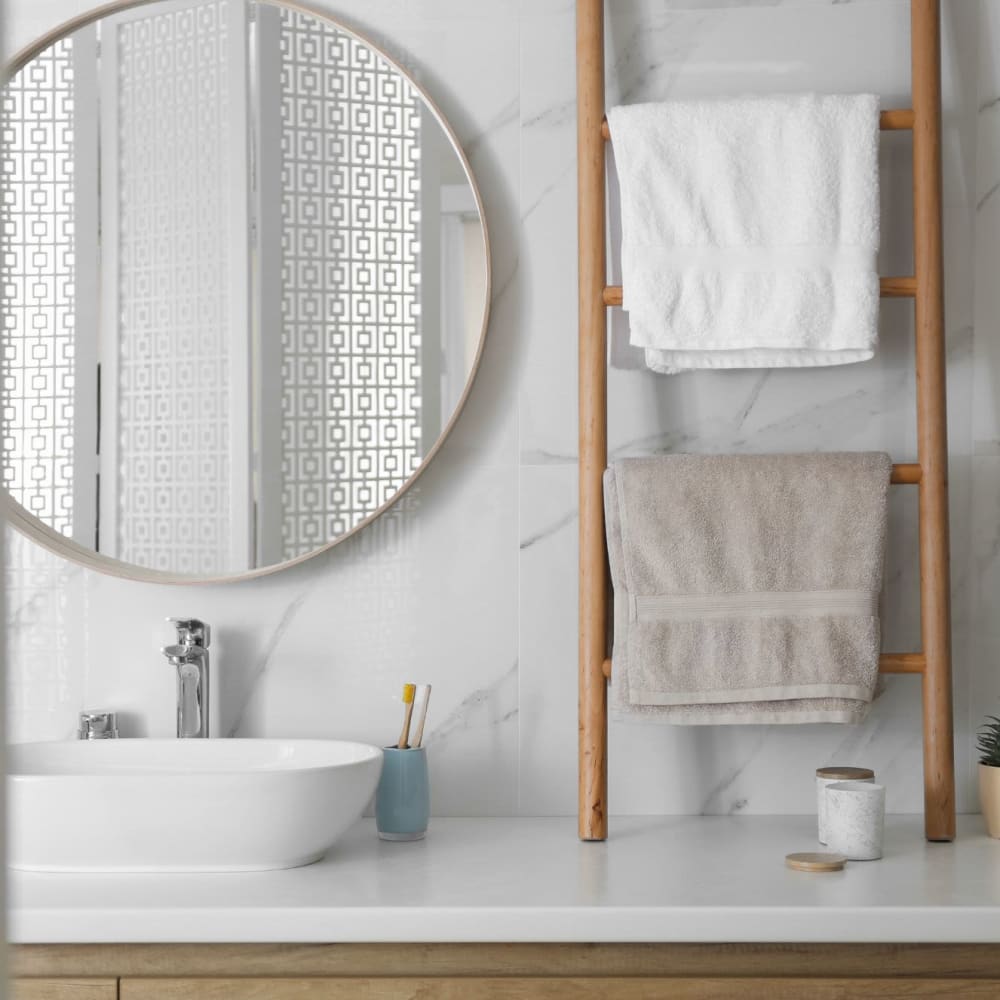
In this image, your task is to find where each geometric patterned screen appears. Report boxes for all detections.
[1,38,76,538]
[2,5,439,574]
[278,8,422,560]
[112,1,237,575]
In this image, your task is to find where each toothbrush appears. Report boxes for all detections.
[397,683,416,748]
[412,684,432,748]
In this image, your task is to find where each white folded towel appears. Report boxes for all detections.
[607,94,881,374]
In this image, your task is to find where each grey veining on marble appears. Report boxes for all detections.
[225,590,310,738]
[425,659,519,749]
[5,0,1000,819]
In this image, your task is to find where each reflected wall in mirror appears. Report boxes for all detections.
[2,0,490,580]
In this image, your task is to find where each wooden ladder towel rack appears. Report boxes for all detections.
[578,0,955,843]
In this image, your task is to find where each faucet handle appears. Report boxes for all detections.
[166,617,211,648]
[78,710,119,740]
[161,643,208,664]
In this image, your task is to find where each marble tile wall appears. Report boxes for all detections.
[971,0,1000,804]
[5,0,998,817]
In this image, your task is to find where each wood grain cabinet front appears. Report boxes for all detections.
[13,946,1000,1000]
[12,981,117,1000]
[115,978,1000,1000]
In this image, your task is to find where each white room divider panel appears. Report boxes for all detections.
[99,0,251,576]
[2,33,98,548]
[265,6,423,561]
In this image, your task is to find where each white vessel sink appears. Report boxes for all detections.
[8,739,383,872]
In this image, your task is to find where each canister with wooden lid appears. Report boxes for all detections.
[816,766,875,844]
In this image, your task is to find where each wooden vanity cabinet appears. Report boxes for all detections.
[12,981,116,1000]
[11,944,1000,999]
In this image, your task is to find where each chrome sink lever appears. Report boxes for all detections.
[162,618,211,738]
[167,617,211,650]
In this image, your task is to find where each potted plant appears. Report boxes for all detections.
[977,715,1000,838]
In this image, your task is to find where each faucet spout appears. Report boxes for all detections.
[162,645,210,739]
[162,617,211,739]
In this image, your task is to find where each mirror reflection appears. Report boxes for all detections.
[2,0,489,578]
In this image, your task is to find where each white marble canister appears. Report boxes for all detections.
[816,766,874,844]
[825,781,886,860]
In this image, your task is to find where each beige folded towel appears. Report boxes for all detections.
[604,453,891,724]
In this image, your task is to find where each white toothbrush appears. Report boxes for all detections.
[412,684,432,748]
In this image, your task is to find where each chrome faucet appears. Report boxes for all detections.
[162,617,211,738]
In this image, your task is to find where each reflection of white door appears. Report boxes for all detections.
[439,183,482,424]
[71,27,101,551]
[97,0,251,575]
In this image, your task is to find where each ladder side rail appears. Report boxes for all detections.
[911,0,955,842]
[578,0,610,842]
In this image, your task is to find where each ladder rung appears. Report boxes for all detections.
[601,651,926,681]
[603,277,915,307]
[880,653,926,673]
[880,109,916,130]
[891,463,921,484]
[881,276,917,297]
[600,109,914,140]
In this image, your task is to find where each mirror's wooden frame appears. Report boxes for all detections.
[2,0,492,584]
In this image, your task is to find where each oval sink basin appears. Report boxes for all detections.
[8,739,383,872]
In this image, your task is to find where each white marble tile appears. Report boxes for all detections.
[230,458,521,817]
[517,465,579,815]
[6,532,86,743]
[518,9,579,466]
[965,0,1000,810]
[967,458,1000,810]
[6,0,1000,822]
[973,0,1000,451]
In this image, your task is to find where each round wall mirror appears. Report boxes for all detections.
[2,0,490,582]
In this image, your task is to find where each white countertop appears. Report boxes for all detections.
[10,815,1000,944]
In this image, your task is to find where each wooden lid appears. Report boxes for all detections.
[785,852,847,873]
[815,766,875,780]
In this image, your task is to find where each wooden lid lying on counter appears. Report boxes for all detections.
[815,766,875,780]
[785,852,847,873]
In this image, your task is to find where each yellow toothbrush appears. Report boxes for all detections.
[397,683,416,749]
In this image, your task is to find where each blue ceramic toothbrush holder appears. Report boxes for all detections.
[376,746,429,841]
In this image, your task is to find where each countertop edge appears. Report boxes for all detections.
[12,905,1000,945]
[12,817,998,945]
